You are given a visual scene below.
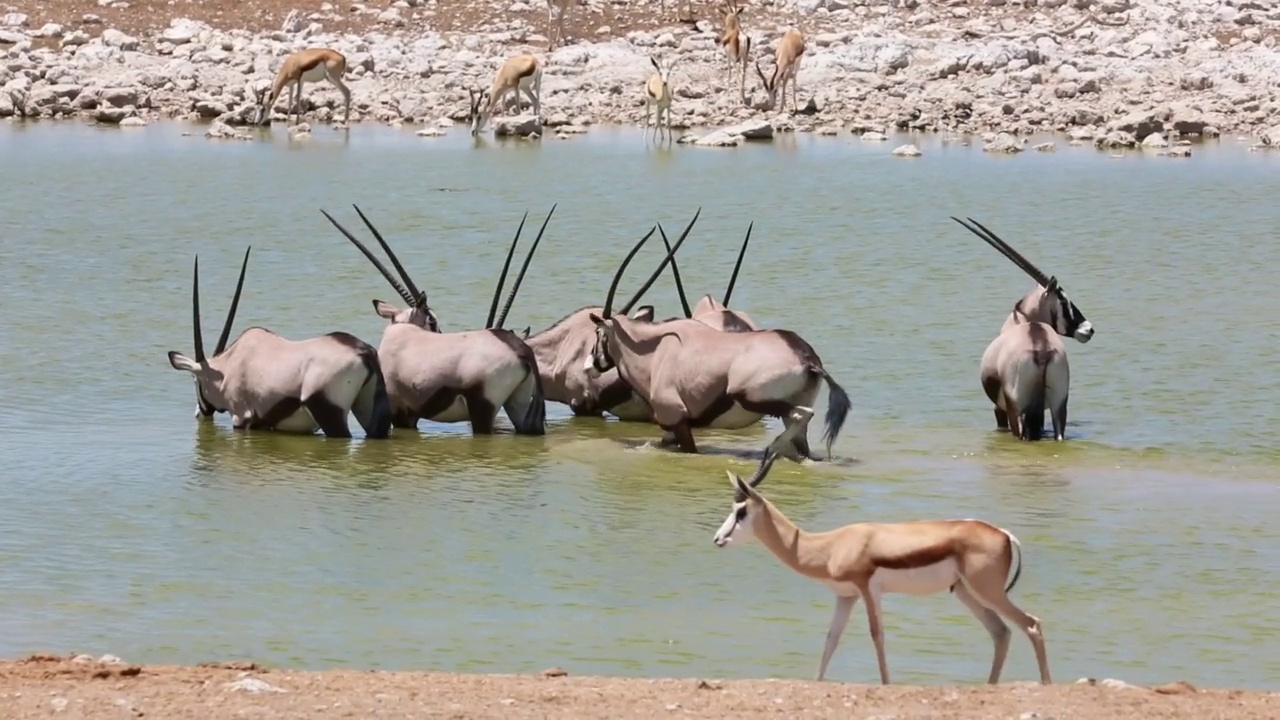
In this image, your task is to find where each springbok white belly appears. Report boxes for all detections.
[300,64,330,83]
[870,558,960,596]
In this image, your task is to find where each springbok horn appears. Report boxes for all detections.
[722,221,753,307]
[321,209,417,307]
[191,256,205,363]
[494,203,556,330]
[602,226,659,319]
[951,217,1051,288]
[486,210,529,329]
[618,207,702,316]
[214,246,251,356]
[657,224,693,318]
[733,447,779,502]
[352,204,427,306]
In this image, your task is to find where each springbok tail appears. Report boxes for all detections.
[818,368,852,458]
[1002,528,1024,594]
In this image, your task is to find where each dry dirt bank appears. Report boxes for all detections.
[3,0,1280,144]
[1,654,1278,719]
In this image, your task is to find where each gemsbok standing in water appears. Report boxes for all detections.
[585,210,852,460]
[952,217,1095,441]
[166,247,391,439]
[321,205,547,436]
[658,221,761,332]
[712,445,1052,685]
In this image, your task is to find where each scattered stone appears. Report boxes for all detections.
[691,128,743,147]
[1152,680,1198,695]
[891,143,921,157]
[493,115,542,138]
[1141,132,1169,148]
[416,127,445,137]
[205,120,252,140]
[1094,131,1137,149]
[1033,142,1056,152]
[119,117,147,127]
[983,132,1023,153]
[225,676,286,693]
[695,679,722,690]
[720,119,773,140]
[860,131,888,141]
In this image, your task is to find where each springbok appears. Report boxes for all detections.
[547,0,571,50]
[658,221,760,332]
[586,211,853,460]
[644,55,679,143]
[755,28,805,113]
[713,447,1052,685]
[719,1,752,105]
[469,53,543,136]
[254,47,352,127]
[166,247,391,439]
[320,206,547,436]
[953,217,1094,441]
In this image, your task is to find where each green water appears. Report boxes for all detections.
[0,122,1276,689]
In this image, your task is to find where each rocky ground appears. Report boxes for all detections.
[2,654,1278,719]
[2,0,1280,146]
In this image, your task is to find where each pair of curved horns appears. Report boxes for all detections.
[485,204,556,330]
[662,221,754,318]
[602,208,702,318]
[191,246,251,362]
[951,217,1052,288]
[732,447,778,503]
[322,206,426,309]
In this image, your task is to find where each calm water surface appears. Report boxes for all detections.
[0,122,1277,689]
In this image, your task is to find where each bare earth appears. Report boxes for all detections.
[2,655,1277,719]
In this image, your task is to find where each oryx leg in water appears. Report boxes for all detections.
[321,205,547,436]
[659,220,760,332]
[952,217,1094,441]
[712,446,1052,685]
[585,210,853,461]
[166,247,391,439]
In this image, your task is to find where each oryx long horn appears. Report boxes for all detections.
[214,246,251,356]
[618,207,702,316]
[602,226,658,318]
[733,447,779,502]
[494,203,556,330]
[352,204,427,305]
[951,217,1051,287]
[722,221,753,307]
[191,255,205,363]
[485,210,529,329]
[657,224,693,318]
[321,208,417,307]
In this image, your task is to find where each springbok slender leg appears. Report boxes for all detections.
[965,577,1052,683]
[859,582,891,684]
[953,582,1012,683]
[816,594,857,681]
[327,73,352,125]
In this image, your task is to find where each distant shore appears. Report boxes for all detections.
[2,653,1277,719]
[2,0,1280,147]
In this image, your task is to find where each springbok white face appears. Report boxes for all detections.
[713,470,767,547]
[373,297,441,332]
[650,56,677,95]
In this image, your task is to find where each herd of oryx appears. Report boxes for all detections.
[166,202,1090,684]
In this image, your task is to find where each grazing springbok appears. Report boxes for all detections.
[167,247,391,439]
[658,221,760,332]
[644,55,679,143]
[469,53,543,136]
[953,217,1094,441]
[719,1,752,105]
[586,211,852,460]
[547,0,571,50]
[255,47,352,127]
[320,206,547,436]
[755,28,805,113]
[713,447,1052,685]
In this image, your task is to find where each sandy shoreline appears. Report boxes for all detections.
[2,1,1280,146]
[1,654,1276,719]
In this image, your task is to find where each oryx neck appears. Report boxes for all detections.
[751,500,833,581]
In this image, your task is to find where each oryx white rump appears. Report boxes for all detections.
[954,217,1095,441]
[586,212,852,460]
[166,247,391,439]
[321,205,547,436]
[713,448,1052,685]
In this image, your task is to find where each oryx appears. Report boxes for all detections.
[321,205,547,436]
[658,220,760,332]
[953,217,1095,441]
[166,247,392,439]
[585,211,853,460]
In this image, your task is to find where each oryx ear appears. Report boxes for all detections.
[520,326,531,339]
[631,305,655,322]
[168,351,200,373]
[373,299,400,320]
[589,312,606,326]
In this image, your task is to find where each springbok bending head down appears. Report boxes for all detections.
[586,210,852,460]
[469,53,543,136]
[166,247,391,439]
[321,205,548,436]
[755,28,805,113]
[254,47,352,127]
[713,446,1052,685]
[658,220,760,332]
[953,217,1094,441]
